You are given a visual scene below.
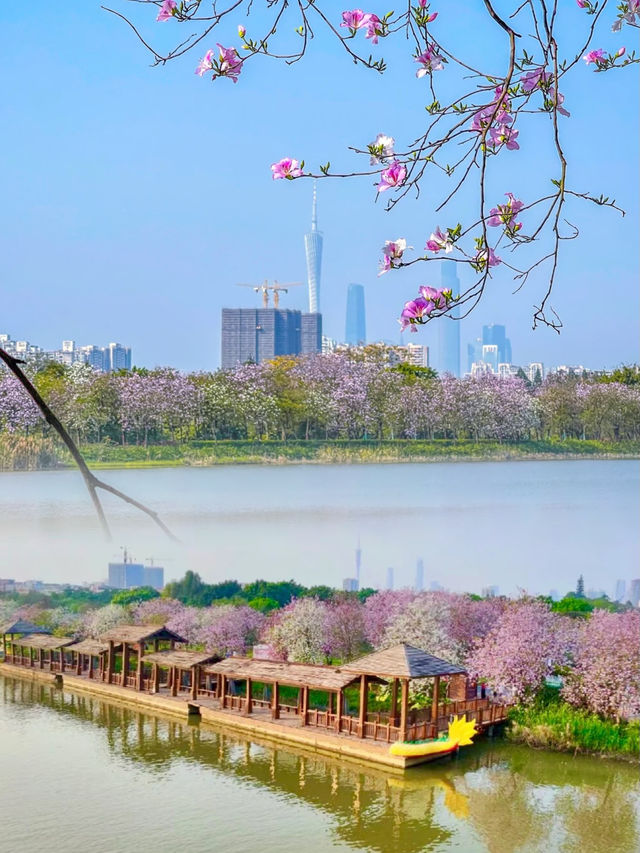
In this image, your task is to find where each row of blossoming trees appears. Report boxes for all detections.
[4,590,638,722]
[1,353,639,445]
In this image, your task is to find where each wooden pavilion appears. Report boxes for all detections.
[65,639,110,680]
[99,625,188,691]
[141,649,221,699]
[1,619,51,660]
[3,633,76,671]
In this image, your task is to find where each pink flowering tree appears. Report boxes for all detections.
[323,598,369,662]
[109,0,638,332]
[561,610,640,721]
[467,599,577,703]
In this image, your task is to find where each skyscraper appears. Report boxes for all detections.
[437,263,460,376]
[386,567,394,590]
[482,324,512,364]
[304,183,323,313]
[415,558,424,592]
[221,308,321,368]
[345,283,366,345]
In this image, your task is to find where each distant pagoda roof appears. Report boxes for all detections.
[342,643,467,680]
[0,619,51,636]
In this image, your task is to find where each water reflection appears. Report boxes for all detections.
[2,676,638,853]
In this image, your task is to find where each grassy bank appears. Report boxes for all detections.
[508,695,640,761]
[1,436,639,471]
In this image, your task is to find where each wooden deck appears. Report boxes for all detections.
[0,659,509,770]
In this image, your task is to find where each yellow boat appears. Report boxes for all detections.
[389,715,478,760]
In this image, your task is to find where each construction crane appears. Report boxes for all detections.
[236,280,302,308]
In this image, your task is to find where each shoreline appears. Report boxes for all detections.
[1,438,638,472]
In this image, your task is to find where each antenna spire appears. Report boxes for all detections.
[311,180,318,231]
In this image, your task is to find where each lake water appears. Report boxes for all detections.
[0,460,637,593]
[1,675,638,853]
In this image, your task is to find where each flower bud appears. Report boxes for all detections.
[238,25,246,38]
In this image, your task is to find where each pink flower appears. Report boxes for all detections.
[418,285,451,309]
[520,68,552,93]
[271,158,304,180]
[489,124,520,150]
[425,227,454,253]
[378,238,410,275]
[216,44,243,83]
[475,247,502,268]
[576,0,587,7]
[471,93,512,132]
[377,160,407,193]
[612,1,639,30]
[583,48,606,64]
[426,12,438,22]
[487,193,524,232]
[238,25,246,38]
[156,0,177,22]
[195,49,215,77]
[365,14,384,44]
[616,46,626,57]
[547,88,570,117]
[399,297,433,331]
[415,45,444,76]
[340,10,372,30]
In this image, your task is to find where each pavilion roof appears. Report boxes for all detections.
[99,625,187,645]
[205,657,383,691]
[65,639,110,656]
[14,634,76,650]
[142,650,221,669]
[0,619,51,636]
[342,643,467,679]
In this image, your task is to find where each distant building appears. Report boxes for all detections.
[345,284,366,345]
[415,558,424,592]
[342,578,359,592]
[549,589,560,601]
[143,565,164,591]
[429,581,444,592]
[482,344,499,372]
[108,561,145,589]
[355,540,362,587]
[526,362,545,383]
[436,264,460,376]
[301,312,323,356]
[482,585,499,598]
[629,578,640,607]
[482,324,512,365]
[615,579,626,602]
[304,183,323,313]
[467,337,483,373]
[106,342,132,372]
[386,567,394,590]
[403,343,429,368]
[221,308,321,368]
[321,335,337,354]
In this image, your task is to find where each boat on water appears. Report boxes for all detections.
[389,715,478,761]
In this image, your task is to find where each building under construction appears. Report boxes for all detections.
[221,283,322,369]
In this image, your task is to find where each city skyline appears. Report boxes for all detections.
[1,5,637,373]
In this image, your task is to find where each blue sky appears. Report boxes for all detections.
[1,2,637,370]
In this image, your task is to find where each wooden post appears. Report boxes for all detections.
[358,674,368,738]
[107,641,114,684]
[431,676,440,728]
[59,646,65,674]
[122,642,129,687]
[300,685,309,726]
[399,678,409,741]
[153,663,160,693]
[220,674,227,708]
[39,647,43,670]
[75,651,82,676]
[137,642,144,691]
[246,678,253,714]
[88,654,94,680]
[272,681,280,720]
[390,678,399,726]
[171,667,178,697]
[336,688,343,733]
[191,666,198,701]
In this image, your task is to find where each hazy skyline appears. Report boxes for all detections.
[1,5,638,372]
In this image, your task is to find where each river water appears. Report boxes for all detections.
[0,460,637,593]
[0,675,637,853]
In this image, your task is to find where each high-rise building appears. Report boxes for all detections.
[482,324,512,364]
[403,343,429,368]
[482,585,500,598]
[386,567,394,590]
[467,337,483,372]
[629,578,640,607]
[342,578,359,592]
[415,558,424,592]
[482,344,499,372]
[108,561,144,589]
[301,312,323,355]
[345,284,366,345]
[221,308,320,368]
[106,342,132,372]
[437,264,460,376]
[304,183,323,313]
[143,565,164,591]
[355,539,362,587]
[615,579,626,602]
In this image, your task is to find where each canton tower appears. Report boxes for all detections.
[304,182,323,313]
